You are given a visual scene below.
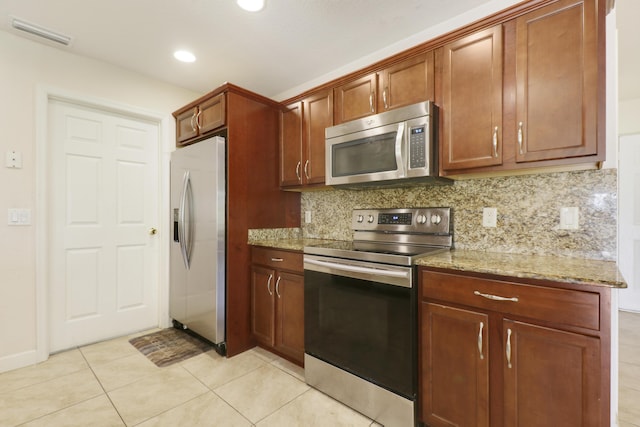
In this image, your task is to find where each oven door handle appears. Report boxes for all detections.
[304,258,410,279]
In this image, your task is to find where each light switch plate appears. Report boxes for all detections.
[6,150,22,168]
[304,210,312,224]
[7,208,31,225]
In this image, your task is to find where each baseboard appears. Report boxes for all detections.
[0,349,42,374]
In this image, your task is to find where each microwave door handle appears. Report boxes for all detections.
[395,122,406,177]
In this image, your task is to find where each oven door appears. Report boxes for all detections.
[303,255,416,399]
[326,122,406,186]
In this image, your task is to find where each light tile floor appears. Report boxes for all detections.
[0,330,378,427]
[2,311,639,426]
[620,310,640,427]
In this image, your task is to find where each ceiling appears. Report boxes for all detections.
[0,0,637,101]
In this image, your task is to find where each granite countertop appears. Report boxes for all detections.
[415,249,627,288]
[248,238,627,289]
[248,238,339,252]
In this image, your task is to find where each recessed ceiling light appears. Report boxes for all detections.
[174,50,196,63]
[237,0,265,12]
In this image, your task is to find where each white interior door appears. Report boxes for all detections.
[619,133,640,312]
[48,99,160,352]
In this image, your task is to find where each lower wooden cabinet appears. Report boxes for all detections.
[419,269,609,427]
[421,303,489,427]
[250,247,304,365]
[502,319,601,426]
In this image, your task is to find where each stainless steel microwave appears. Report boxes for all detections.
[325,101,446,188]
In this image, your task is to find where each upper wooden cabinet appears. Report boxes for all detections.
[333,52,435,124]
[440,26,504,171]
[333,73,377,124]
[439,0,603,175]
[280,102,303,187]
[514,0,598,163]
[377,52,435,112]
[175,93,225,146]
[280,89,333,188]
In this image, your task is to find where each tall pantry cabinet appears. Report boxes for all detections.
[172,83,301,357]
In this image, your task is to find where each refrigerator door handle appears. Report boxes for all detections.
[178,170,193,269]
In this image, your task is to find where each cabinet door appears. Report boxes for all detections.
[503,320,601,427]
[378,52,434,112]
[333,73,377,124]
[514,0,598,162]
[176,107,198,144]
[280,102,303,187]
[440,25,503,170]
[198,93,226,134]
[275,271,305,363]
[303,90,332,185]
[251,265,275,346]
[421,302,489,427]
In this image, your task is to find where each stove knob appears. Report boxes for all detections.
[431,214,442,225]
[356,215,364,223]
[367,215,375,223]
[416,214,427,224]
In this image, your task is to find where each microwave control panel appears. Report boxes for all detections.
[409,125,427,169]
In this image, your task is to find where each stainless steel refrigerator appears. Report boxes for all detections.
[170,136,226,352]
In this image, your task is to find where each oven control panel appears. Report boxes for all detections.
[352,207,451,234]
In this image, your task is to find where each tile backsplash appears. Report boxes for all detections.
[300,169,617,261]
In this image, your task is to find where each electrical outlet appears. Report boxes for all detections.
[559,207,579,230]
[483,207,497,228]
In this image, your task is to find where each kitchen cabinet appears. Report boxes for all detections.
[173,83,301,358]
[174,93,225,145]
[333,52,434,124]
[280,89,332,188]
[419,268,609,426]
[439,0,603,176]
[439,25,503,171]
[251,246,304,365]
[422,302,489,427]
[513,0,599,163]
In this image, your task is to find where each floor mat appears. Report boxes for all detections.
[128,328,213,367]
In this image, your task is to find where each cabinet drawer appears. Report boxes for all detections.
[251,247,302,272]
[421,270,600,331]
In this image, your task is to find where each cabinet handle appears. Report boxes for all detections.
[295,161,301,182]
[506,328,513,369]
[369,92,375,113]
[271,258,284,262]
[195,110,202,130]
[275,276,282,298]
[383,87,388,109]
[190,113,197,132]
[267,273,273,296]
[517,122,524,155]
[492,126,499,158]
[304,159,310,180]
[478,321,484,360]
[474,290,519,303]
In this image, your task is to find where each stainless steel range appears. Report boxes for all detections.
[303,207,452,427]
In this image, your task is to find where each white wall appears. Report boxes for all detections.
[619,98,640,135]
[0,30,200,372]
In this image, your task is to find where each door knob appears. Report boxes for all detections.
[149,228,158,235]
